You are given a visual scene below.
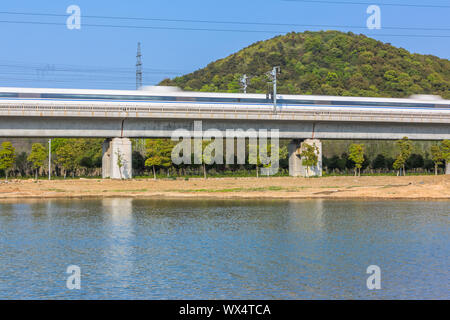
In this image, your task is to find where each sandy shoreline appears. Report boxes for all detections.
[0,175,449,201]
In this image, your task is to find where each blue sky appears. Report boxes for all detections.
[0,0,449,89]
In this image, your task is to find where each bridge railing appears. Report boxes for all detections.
[0,101,449,123]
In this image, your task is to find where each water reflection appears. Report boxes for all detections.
[0,198,448,299]
[100,199,135,295]
[286,199,325,233]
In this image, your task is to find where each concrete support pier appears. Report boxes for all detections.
[288,139,323,177]
[102,138,132,179]
[446,162,450,175]
[288,139,303,177]
[102,139,112,178]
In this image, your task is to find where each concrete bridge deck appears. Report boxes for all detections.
[0,99,449,123]
[0,100,449,140]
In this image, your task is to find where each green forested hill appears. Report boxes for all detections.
[160,30,450,99]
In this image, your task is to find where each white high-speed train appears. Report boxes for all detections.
[0,86,449,110]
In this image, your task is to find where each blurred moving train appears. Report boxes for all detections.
[0,86,449,110]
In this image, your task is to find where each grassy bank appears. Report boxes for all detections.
[0,175,448,200]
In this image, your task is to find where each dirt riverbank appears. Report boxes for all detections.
[0,175,449,200]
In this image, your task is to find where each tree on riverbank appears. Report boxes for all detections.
[116,150,124,180]
[442,140,450,174]
[145,139,173,179]
[27,143,46,180]
[247,141,282,178]
[55,139,81,178]
[199,140,216,179]
[348,144,365,176]
[430,145,444,175]
[14,152,29,177]
[0,142,16,181]
[248,142,262,178]
[299,142,319,178]
[394,137,413,176]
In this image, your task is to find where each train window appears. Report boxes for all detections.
[278,99,315,105]
[18,93,41,98]
[328,100,436,108]
[0,93,19,98]
[241,98,271,104]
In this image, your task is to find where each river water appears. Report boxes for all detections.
[0,198,448,299]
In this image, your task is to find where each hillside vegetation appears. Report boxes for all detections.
[160,30,450,99]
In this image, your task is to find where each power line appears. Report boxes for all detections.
[0,77,137,84]
[0,75,157,82]
[0,71,139,80]
[0,78,161,89]
[0,70,173,80]
[0,67,177,83]
[0,19,449,38]
[0,19,286,33]
[0,59,184,88]
[0,11,449,31]
[282,0,450,8]
[0,67,182,76]
[0,61,186,75]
